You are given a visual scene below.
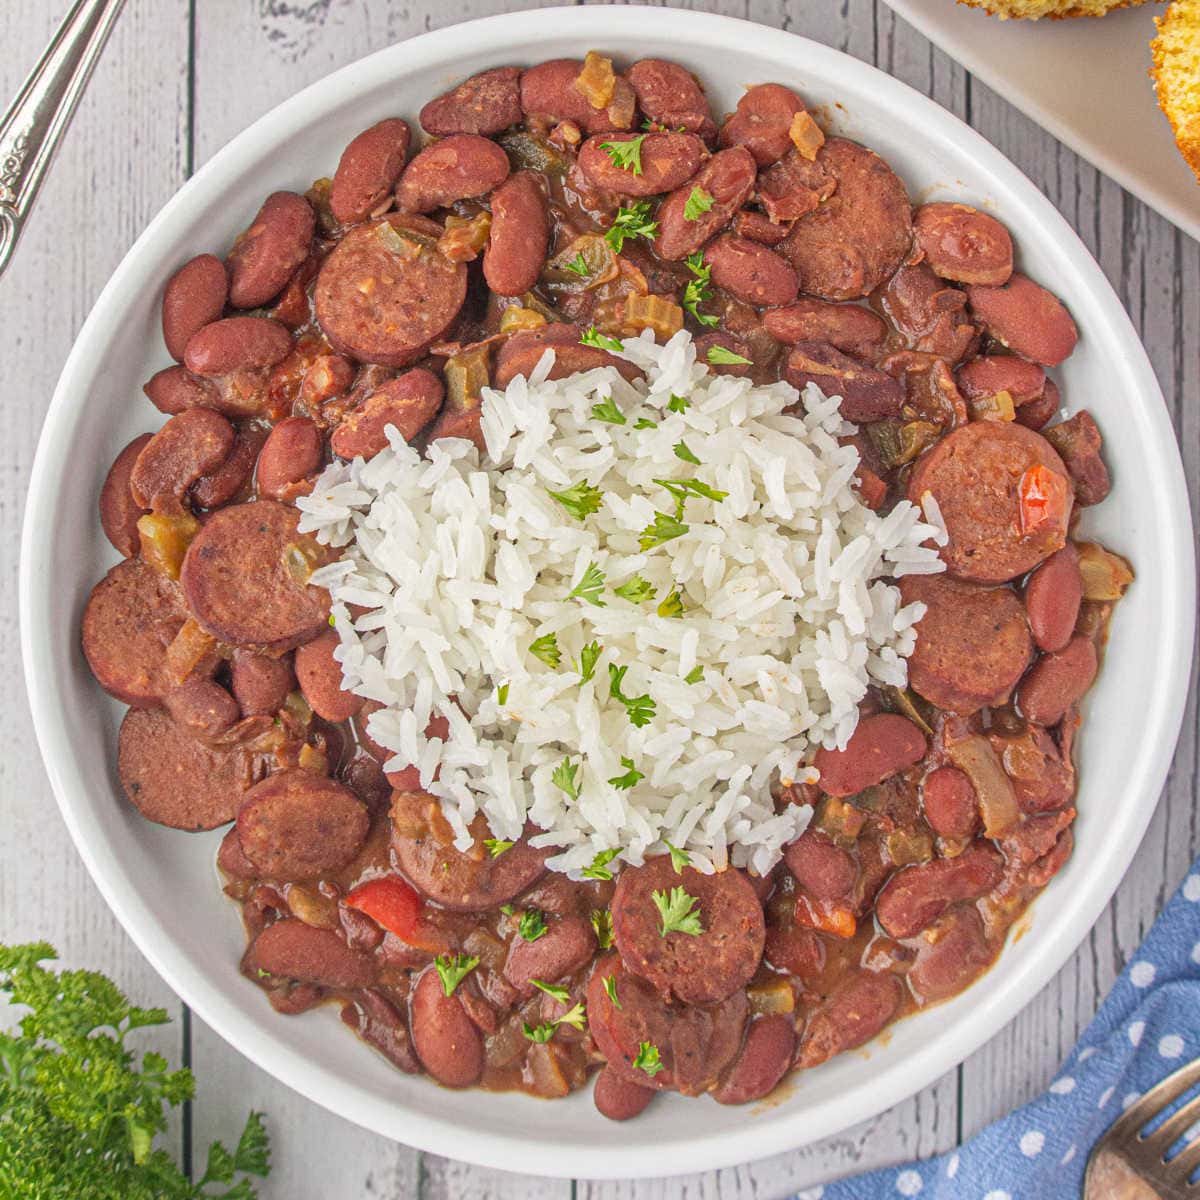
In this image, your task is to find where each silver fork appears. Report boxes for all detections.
[0,0,126,279]
[1086,1058,1200,1198]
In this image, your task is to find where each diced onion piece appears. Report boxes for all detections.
[164,618,218,685]
[544,234,619,291]
[789,110,826,160]
[137,511,199,580]
[297,743,328,775]
[575,50,616,109]
[283,690,313,725]
[814,796,867,847]
[968,389,1016,422]
[748,977,796,1015]
[285,884,338,929]
[438,211,491,263]
[444,346,491,411]
[463,927,507,973]
[885,828,934,867]
[1077,541,1134,601]
[945,735,1019,838]
[377,222,421,258]
[499,305,548,334]
[622,294,684,340]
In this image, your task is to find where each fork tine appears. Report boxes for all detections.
[1143,1092,1200,1154]
[1164,1135,1200,1183]
[1106,1059,1200,1145]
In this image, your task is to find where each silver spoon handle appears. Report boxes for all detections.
[0,0,127,278]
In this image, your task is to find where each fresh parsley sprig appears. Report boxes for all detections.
[638,511,689,551]
[652,886,705,937]
[547,480,603,522]
[569,562,606,607]
[484,838,513,858]
[599,134,647,175]
[517,909,548,942]
[632,1041,665,1077]
[604,200,659,252]
[656,588,685,618]
[434,953,480,997]
[613,574,655,604]
[578,640,602,684]
[591,396,626,425]
[683,186,714,221]
[664,841,691,872]
[582,849,620,881]
[707,344,752,366]
[608,663,656,727]
[552,758,582,802]
[530,632,562,669]
[603,975,622,1009]
[564,252,590,277]
[591,908,615,948]
[607,756,645,790]
[682,251,718,327]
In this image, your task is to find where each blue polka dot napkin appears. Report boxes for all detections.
[798,865,1200,1199]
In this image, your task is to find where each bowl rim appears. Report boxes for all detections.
[20,4,1196,1180]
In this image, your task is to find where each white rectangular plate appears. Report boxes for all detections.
[883,0,1200,243]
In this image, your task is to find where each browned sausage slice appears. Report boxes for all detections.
[703,234,798,307]
[493,323,642,389]
[227,192,315,309]
[330,368,444,460]
[314,217,468,367]
[82,558,188,706]
[611,855,765,1006]
[627,59,714,138]
[330,118,411,226]
[653,147,756,261]
[779,138,913,300]
[577,132,706,197]
[718,83,806,165]
[482,171,550,297]
[764,300,886,357]
[394,134,510,214]
[410,965,485,1087]
[914,202,1013,286]
[966,273,1078,367]
[130,408,236,511]
[244,918,377,989]
[162,254,228,361]
[117,706,259,830]
[179,500,331,649]
[100,434,153,557]
[907,420,1073,583]
[813,713,927,797]
[420,67,523,136]
[784,342,903,422]
[237,771,369,879]
[900,573,1032,714]
[294,629,362,722]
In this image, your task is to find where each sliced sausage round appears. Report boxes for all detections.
[237,771,369,879]
[779,138,913,300]
[813,713,927,797]
[703,234,798,307]
[900,573,1032,714]
[314,217,468,367]
[611,855,765,1006]
[162,254,228,361]
[410,966,485,1087]
[1017,634,1098,727]
[784,341,903,422]
[394,134,510,214]
[796,971,902,1069]
[294,629,362,722]
[99,434,153,557]
[577,132,706,197]
[1024,543,1082,654]
[627,59,713,137]
[503,915,596,997]
[764,300,886,357]
[330,368,444,459]
[914,202,1013,287]
[493,323,642,389]
[519,59,636,136]
[875,842,1003,939]
[653,147,757,261]
[183,316,293,377]
[483,170,550,297]
[712,1014,796,1105]
[966,273,1078,367]
[420,66,523,137]
[718,83,807,165]
[244,918,377,989]
[593,1065,656,1121]
[907,420,1073,584]
[330,118,411,226]
[180,500,331,649]
[130,408,235,511]
[231,649,295,717]
[117,706,258,830]
[256,416,323,499]
[227,192,315,309]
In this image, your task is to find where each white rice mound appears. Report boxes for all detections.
[298,329,947,879]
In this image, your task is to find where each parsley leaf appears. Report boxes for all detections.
[707,344,752,366]
[656,588,685,618]
[633,417,658,430]
[652,886,705,937]
[484,838,513,858]
[638,510,689,551]
[564,252,590,277]
[578,640,602,684]
[682,251,719,327]
[665,841,691,872]
[523,1020,557,1044]
[530,632,562,669]
[530,979,571,1004]
[518,909,548,942]
[684,665,705,684]
[591,396,626,425]
[607,756,645,790]
[608,663,657,728]
[603,200,660,253]
[522,999,586,1042]
[673,440,700,466]
[552,758,581,802]
[591,908,614,948]
[613,574,655,604]
[496,683,509,705]
[683,186,714,221]
[582,849,620,881]
[500,903,515,916]
[581,326,625,352]
[599,134,647,175]
[603,975,622,1009]
[569,561,607,607]
[667,393,689,413]
[547,480,603,522]
[556,1002,587,1032]
[633,1041,665,1077]
[434,952,480,997]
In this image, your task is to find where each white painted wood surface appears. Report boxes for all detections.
[1,1,1196,1196]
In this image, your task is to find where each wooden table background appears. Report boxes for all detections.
[1,1,1196,1196]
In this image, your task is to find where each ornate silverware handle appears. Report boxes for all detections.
[0,0,127,279]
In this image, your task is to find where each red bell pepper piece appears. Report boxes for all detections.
[1018,464,1069,535]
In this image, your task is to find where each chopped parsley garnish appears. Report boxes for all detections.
[604,201,659,252]
[530,632,562,669]
[665,841,691,872]
[682,251,719,327]
[591,908,614,948]
[564,252,590,277]
[683,186,714,221]
[654,477,727,517]
[633,417,658,430]
[496,683,509,705]
[603,975,622,1009]
[569,561,607,607]
[684,665,705,685]
[652,886,705,937]
[328,614,336,626]
[673,440,701,466]
[667,393,689,413]
[607,756,644,790]
[484,838,513,857]
[608,664,657,728]
[638,510,689,551]
[500,903,515,916]
[582,848,620,881]
[591,396,626,425]
[556,1002,587,1032]
[578,640,602,684]
[707,344,752,366]
[581,326,625,352]
[547,480,603,522]
[632,1041,665,1077]
[656,588,685,618]
[614,574,655,604]
[434,953,480,997]
[531,979,571,1004]
[552,758,582,802]
[599,134,647,175]
[517,908,548,942]
[523,1020,557,1044]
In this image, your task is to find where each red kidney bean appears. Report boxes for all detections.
[914,202,1014,286]
[733,209,790,246]
[593,1065,656,1121]
[161,254,228,361]
[719,83,807,165]
[712,1014,796,1105]
[812,713,927,797]
[256,416,322,499]
[907,907,994,1004]
[426,406,485,455]
[627,59,714,138]
[518,59,636,135]
[703,234,798,307]
[956,354,1046,406]
[99,434,153,557]
[230,648,295,717]
[129,408,235,511]
[410,966,485,1088]
[696,330,755,377]
[183,316,292,376]
[483,170,550,296]
[163,676,240,741]
[294,629,363,723]
[921,766,980,840]
[653,146,757,260]
[966,273,1078,367]
[243,918,377,989]
[492,323,643,389]
[342,989,420,1074]
[383,713,450,790]
[797,972,902,1069]
[191,426,265,509]
[420,67,523,136]
[875,842,1003,939]
[1014,377,1061,430]
[144,365,223,415]
[218,826,257,880]
[878,262,977,364]
[394,134,510,214]
[331,368,444,460]
[784,342,903,422]
[991,725,1075,815]
[1018,634,1098,727]
[1024,543,1082,653]
[783,829,858,900]
[330,118,411,225]
[764,922,825,982]
[577,132,706,197]
[764,299,886,357]
[1042,411,1111,505]
[1028,825,1074,887]
[227,192,315,309]
[503,915,595,997]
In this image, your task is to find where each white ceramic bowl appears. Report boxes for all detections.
[21,5,1196,1180]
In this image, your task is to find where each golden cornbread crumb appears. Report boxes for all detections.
[957,0,1147,18]
[1152,0,1200,182]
